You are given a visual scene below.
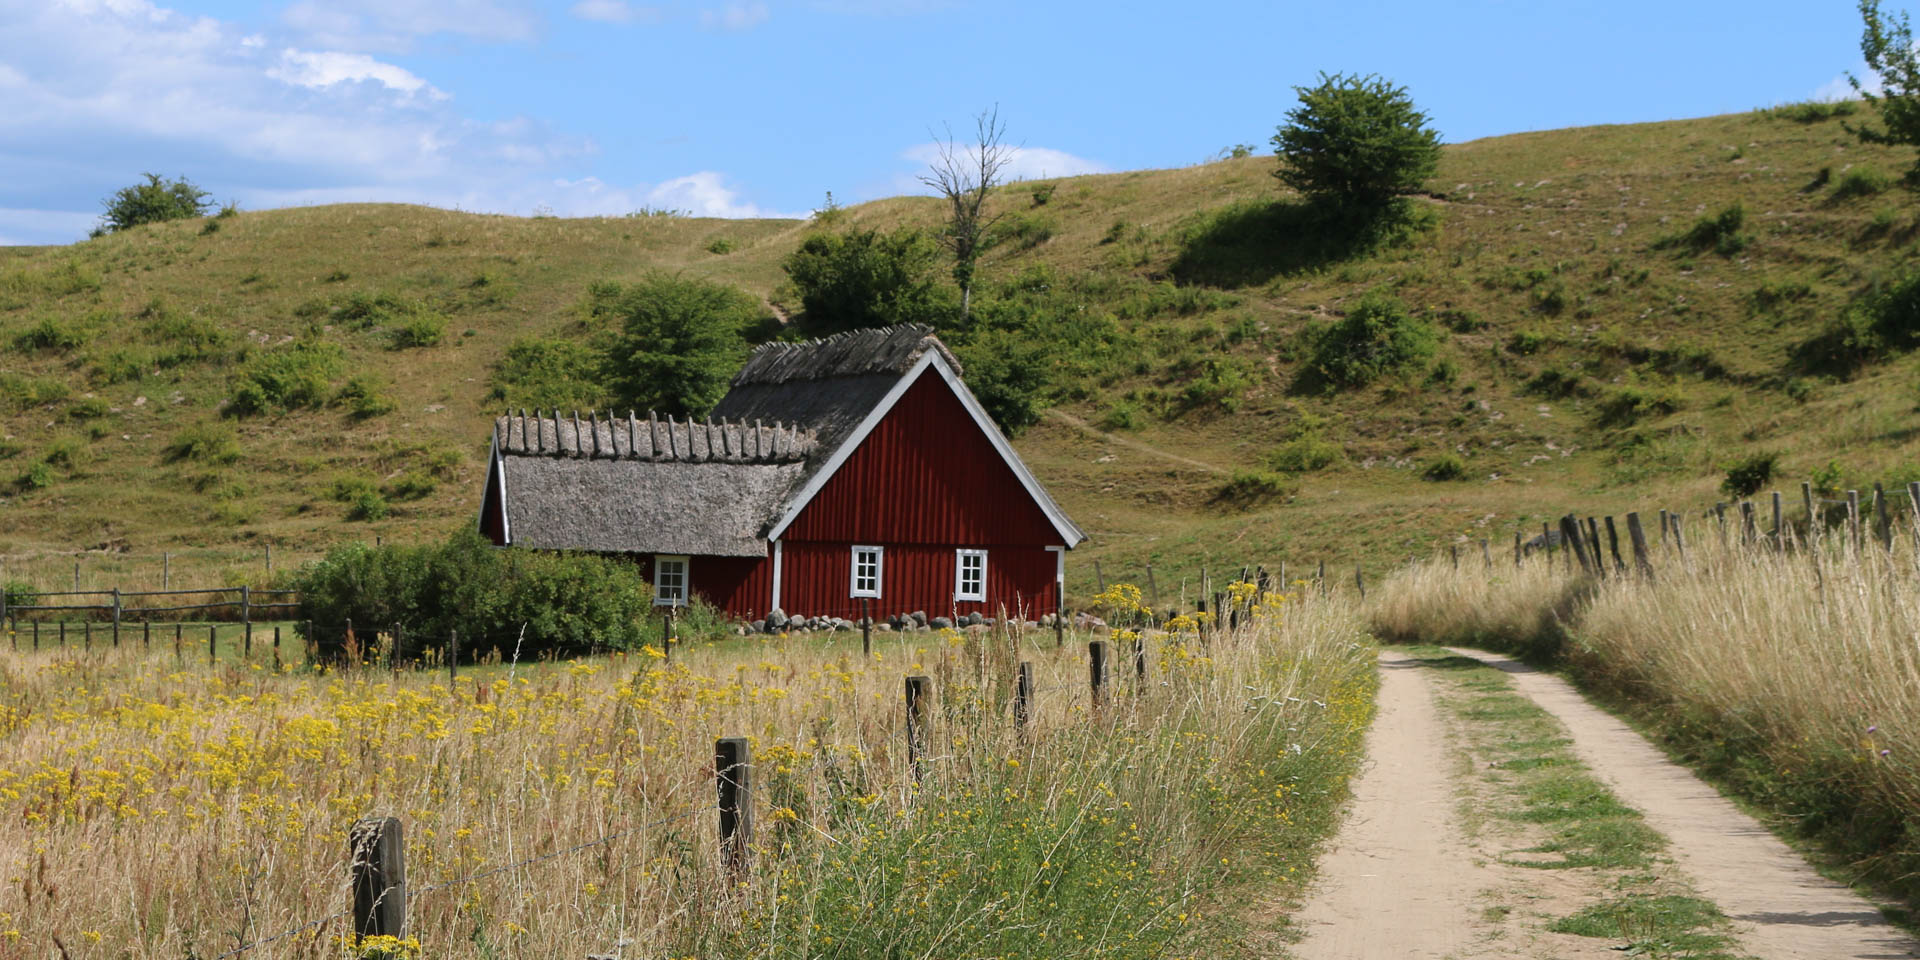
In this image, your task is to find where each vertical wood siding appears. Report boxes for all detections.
[777,542,1058,621]
[635,553,774,621]
[780,371,1061,545]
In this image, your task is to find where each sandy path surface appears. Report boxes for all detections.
[1449,646,1919,960]
[1292,651,1483,959]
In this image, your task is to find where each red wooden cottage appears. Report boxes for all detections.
[478,325,1086,624]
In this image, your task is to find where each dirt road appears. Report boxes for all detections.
[1291,647,1919,960]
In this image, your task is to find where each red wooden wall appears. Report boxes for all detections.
[780,371,1061,545]
[636,553,775,622]
[776,542,1057,621]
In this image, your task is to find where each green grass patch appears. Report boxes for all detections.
[1551,894,1740,957]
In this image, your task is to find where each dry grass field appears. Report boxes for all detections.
[0,585,1374,959]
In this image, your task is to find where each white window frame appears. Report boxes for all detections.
[850,545,883,599]
[954,549,987,602]
[653,554,690,607]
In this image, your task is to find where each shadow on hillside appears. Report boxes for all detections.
[1169,197,1426,288]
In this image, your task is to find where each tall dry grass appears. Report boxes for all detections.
[0,588,1374,958]
[1369,516,1920,898]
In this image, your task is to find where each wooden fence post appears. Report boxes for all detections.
[1088,640,1109,706]
[1875,483,1893,551]
[1604,516,1625,573]
[448,630,457,683]
[1803,481,1817,536]
[273,626,282,673]
[173,623,180,661]
[73,560,79,592]
[111,588,121,647]
[1133,632,1146,688]
[349,817,406,941]
[242,584,251,658]
[1093,560,1106,594]
[715,737,753,878]
[1513,529,1523,567]
[1449,545,1458,570]
[1909,481,1920,553]
[84,620,91,651]
[1670,512,1688,561]
[1481,539,1492,570]
[209,624,216,666]
[904,676,930,779]
[142,620,149,649]
[1770,491,1783,544]
[1586,518,1607,579]
[1354,564,1366,599]
[861,598,872,657]
[33,621,39,651]
[663,607,675,662]
[1626,512,1654,580]
[1560,516,1592,574]
[162,552,169,590]
[1740,501,1757,546]
[1658,508,1669,547]
[1014,661,1033,728]
[59,621,66,648]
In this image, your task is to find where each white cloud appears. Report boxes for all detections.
[643,171,799,217]
[1815,70,1873,102]
[268,48,448,100]
[700,2,769,31]
[569,0,664,24]
[281,0,537,52]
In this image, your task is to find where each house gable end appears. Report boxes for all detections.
[774,355,1082,546]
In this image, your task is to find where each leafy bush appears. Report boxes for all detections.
[226,339,345,416]
[13,316,87,352]
[1100,400,1141,431]
[489,337,611,411]
[329,477,389,521]
[1595,385,1684,427]
[13,461,53,492]
[335,376,396,419]
[97,173,211,233]
[0,374,70,412]
[1831,166,1891,200]
[91,348,149,385]
[67,396,110,420]
[1273,72,1440,208]
[387,472,437,501]
[40,435,87,469]
[1797,270,1920,374]
[1307,293,1437,389]
[1658,203,1750,256]
[141,299,231,365]
[991,212,1055,251]
[706,237,737,255]
[1268,415,1343,472]
[591,273,765,418]
[164,422,242,464]
[290,529,654,660]
[1760,99,1858,123]
[1420,454,1468,482]
[1029,182,1057,206]
[388,311,445,349]
[1721,451,1779,497]
[1214,470,1295,507]
[781,228,953,334]
[951,326,1049,435]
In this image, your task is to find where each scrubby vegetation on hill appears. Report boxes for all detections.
[3,104,1920,596]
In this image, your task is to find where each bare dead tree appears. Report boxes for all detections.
[919,106,1014,322]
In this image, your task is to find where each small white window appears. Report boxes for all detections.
[654,555,689,606]
[850,545,883,598]
[954,549,987,601]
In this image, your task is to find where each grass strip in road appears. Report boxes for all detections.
[1399,645,1748,959]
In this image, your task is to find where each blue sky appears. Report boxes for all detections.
[0,0,1879,245]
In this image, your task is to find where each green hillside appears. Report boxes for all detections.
[4,105,1919,598]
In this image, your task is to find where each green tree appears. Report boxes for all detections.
[781,228,952,334]
[1272,73,1441,208]
[591,274,763,418]
[1850,1,1920,182]
[98,173,212,233]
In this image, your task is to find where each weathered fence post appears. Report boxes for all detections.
[209,624,216,665]
[173,623,180,661]
[59,621,66,648]
[1087,639,1110,706]
[1013,661,1033,728]
[1449,545,1458,570]
[1133,632,1146,688]
[1604,516,1625,574]
[242,584,252,658]
[1909,482,1920,553]
[1586,518,1607,579]
[1770,491,1783,545]
[663,606,675,662]
[273,626,282,673]
[73,560,79,592]
[1354,564,1366,599]
[1626,512,1654,580]
[1093,559,1106,594]
[716,737,752,878]
[861,598,872,657]
[448,630,457,683]
[1803,481,1817,536]
[1560,516,1592,575]
[904,676,930,779]
[1740,501,1757,546]
[1875,482,1894,551]
[265,543,272,574]
[142,619,149,649]
[1658,508,1669,548]
[33,621,39,651]
[162,552,170,590]
[84,620,91,651]
[1481,539,1492,570]
[1670,512,1688,561]
[111,588,121,647]
[1513,529,1523,567]
[349,817,406,941]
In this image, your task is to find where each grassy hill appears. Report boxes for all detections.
[4,104,1919,599]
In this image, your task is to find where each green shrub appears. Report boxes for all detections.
[488,337,611,411]
[41,435,87,469]
[1831,166,1891,200]
[388,311,445,349]
[13,461,53,492]
[141,299,230,365]
[13,316,87,352]
[1596,385,1684,427]
[1525,366,1585,399]
[164,422,242,464]
[1420,454,1468,482]
[1721,451,1779,497]
[92,348,149,384]
[1658,203,1750,256]
[593,273,767,418]
[781,227,952,333]
[1178,357,1250,413]
[386,472,437,501]
[0,374,71,411]
[706,236,737,255]
[1797,270,1920,374]
[991,212,1056,251]
[226,339,345,416]
[1273,72,1441,208]
[335,376,396,419]
[67,396,110,420]
[1307,293,1436,389]
[951,326,1049,435]
[290,529,654,659]
[1100,400,1141,431]
[1760,99,1858,123]
[1267,416,1343,472]
[329,477,389,521]
[1506,329,1549,355]
[1214,470,1295,507]
[97,173,211,233]
[1029,182,1057,206]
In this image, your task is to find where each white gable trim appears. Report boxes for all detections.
[482,434,513,546]
[764,350,1087,546]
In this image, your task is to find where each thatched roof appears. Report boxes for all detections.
[494,409,815,463]
[499,455,805,557]
[730,324,960,386]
